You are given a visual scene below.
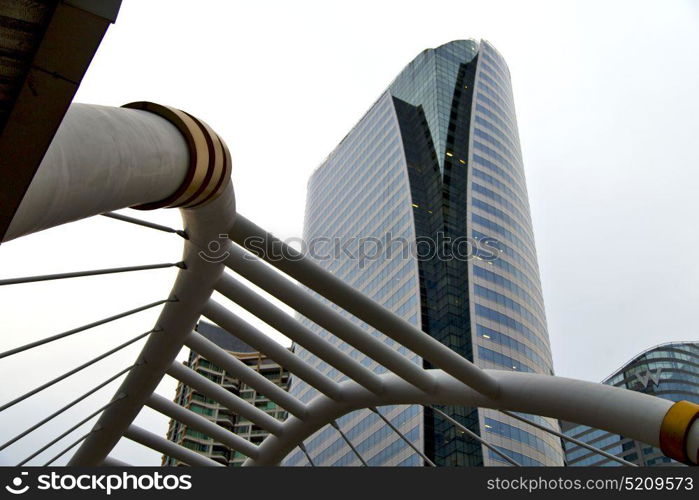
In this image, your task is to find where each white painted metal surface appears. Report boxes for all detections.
[4,104,189,242]
[2,102,695,467]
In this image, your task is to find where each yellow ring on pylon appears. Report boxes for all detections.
[659,400,699,465]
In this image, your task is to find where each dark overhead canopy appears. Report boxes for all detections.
[0,0,121,241]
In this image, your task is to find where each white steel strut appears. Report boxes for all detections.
[2,102,697,467]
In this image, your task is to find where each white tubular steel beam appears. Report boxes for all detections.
[229,215,500,398]
[146,393,259,459]
[4,101,231,242]
[124,425,223,467]
[184,331,308,419]
[7,102,695,468]
[688,422,699,465]
[244,370,675,466]
[202,300,343,400]
[166,361,284,435]
[223,244,435,393]
[215,273,384,394]
[59,100,234,466]
[68,185,236,466]
[3,104,189,242]
[101,457,132,467]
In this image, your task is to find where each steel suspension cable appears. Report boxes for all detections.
[0,299,172,359]
[429,406,521,466]
[101,211,187,238]
[331,421,368,466]
[0,263,185,286]
[370,407,436,466]
[43,430,95,466]
[499,410,637,467]
[0,365,136,452]
[298,443,315,467]
[0,329,157,413]
[18,395,125,466]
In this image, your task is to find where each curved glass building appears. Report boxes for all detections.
[563,342,699,466]
[284,40,564,466]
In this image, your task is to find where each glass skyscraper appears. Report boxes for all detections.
[284,40,564,466]
[563,342,699,466]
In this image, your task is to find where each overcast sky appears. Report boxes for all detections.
[1,0,698,466]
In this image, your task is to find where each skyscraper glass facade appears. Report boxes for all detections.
[563,342,699,466]
[285,39,563,466]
